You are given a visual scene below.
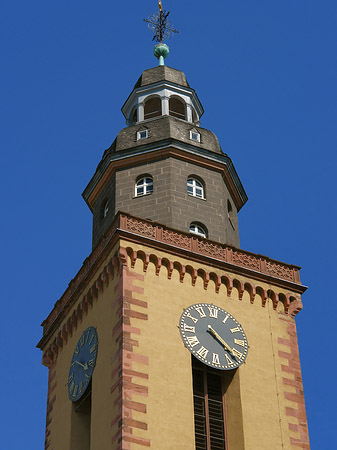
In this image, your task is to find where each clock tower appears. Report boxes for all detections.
[37,5,310,450]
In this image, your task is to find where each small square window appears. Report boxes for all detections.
[190,131,200,142]
[137,130,148,140]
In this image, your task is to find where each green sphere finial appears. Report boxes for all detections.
[154,43,169,66]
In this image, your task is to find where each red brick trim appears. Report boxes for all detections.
[110,255,150,449]
[44,362,57,449]
[278,321,310,448]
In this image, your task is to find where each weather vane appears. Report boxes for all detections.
[143,1,179,66]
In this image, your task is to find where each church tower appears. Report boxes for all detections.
[38,5,310,449]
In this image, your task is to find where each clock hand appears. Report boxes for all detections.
[207,325,234,354]
[75,361,88,370]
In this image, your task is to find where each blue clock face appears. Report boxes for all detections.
[179,304,248,370]
[68,326,98,402]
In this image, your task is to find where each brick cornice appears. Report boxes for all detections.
[37,212,306,355]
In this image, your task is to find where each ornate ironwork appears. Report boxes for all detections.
[144,1,179,43]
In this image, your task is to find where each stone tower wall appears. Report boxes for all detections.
[92,157,239,248]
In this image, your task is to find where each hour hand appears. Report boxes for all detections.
[207,325,233,353]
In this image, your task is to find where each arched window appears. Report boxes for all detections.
[227,199,235,230]
[169,97,186,120]
[189,222,208,238]
[192,108,198,124]
[144,97,161,120]
[187,177,205,199]
[135,176,153,197]
[101,200,109,220]
[132,108,137,125]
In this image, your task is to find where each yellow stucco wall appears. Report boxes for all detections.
[43,239,306,449]
[46,249,121,450]
[120,241,304,450]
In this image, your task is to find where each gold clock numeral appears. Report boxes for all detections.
[80,335,85,347]
[186,336,200,348]
[74,345,80,355]
[69,381,75,394]
[89,334,94,345]
[85,374,91,383]
[232,348,243,359]
[88,358,95,367]
[222,315,229,324]
[86,331,90,343]
[70,361,76,368]
[196,346,209,359]
[79,381,83,394]
[68,373,74,384]
[183,324,196,333]
[195,307,206,318]
[207,307,218,319]
[73,384,78,397]
[230,327,240,333]
[224,353,233,365]
[90,343,97,354]
[234,339,245,347]
[212,353,220,364]
[186,312,198,323]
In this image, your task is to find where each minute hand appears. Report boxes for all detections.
[75,361,88,370]
[207,325,233,353]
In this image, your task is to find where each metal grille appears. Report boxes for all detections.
[208,374,225,450]
[192,359,227,450]
[193,369,207,450]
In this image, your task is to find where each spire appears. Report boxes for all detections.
[143,1,179,66]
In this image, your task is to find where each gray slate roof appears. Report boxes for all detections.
[106,115,223,155]
[134,66,190,88]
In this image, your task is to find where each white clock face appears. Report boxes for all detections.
[179,303,248,370]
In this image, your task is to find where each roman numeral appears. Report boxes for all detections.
[222,315,229,324]
[234,339,245,347]
[232,348,243,359]
[186,336,200,348]
[212,353,220,365]
[207,307,218,319]
[183,324,196,333]
[80,335,85,347]
[186,312,198,323]
[68,373,74,384]
[73,384,78,397]
[196,346,209,359]
[89,334,94,345]
[69,381,75,394]
[195,307,206,318]
[88,358,95,367]
[224,353,233,365]
[90,343,97,354]
[230,327,240,333]
[74,345,80,355]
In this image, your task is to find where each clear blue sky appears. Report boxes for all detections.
[1,1,336,448]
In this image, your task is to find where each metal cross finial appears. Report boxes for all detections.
[143,1,179,43]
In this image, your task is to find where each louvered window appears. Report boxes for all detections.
[192,357,228,450]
